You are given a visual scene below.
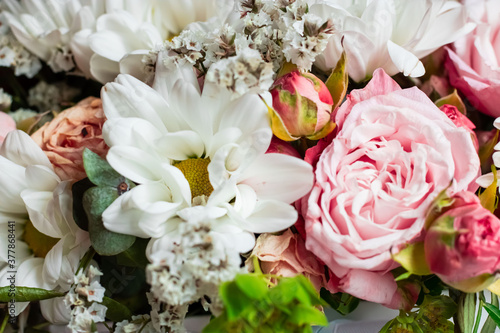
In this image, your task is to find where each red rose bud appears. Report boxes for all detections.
[439,104,478,151]
[425,191,500,292]
[269,71,335,141]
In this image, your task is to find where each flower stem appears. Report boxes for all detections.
[0,313,8,333]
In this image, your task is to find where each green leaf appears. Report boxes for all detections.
[83,148,127,187]
[392,242,431,276]
[458,293,477,333]
[220,281,253,320]
[483,302,500,329]
[320,290,359,316]
[482,295,499,333]
[288,304,328,326]
[72,177,94,231]
[115,238,150,269]
[83,187,136,256]
[235,274,268,300]
[0,286,64,302]
[325,51,348,108]
[479,130,499,168]
[100,296,132,322]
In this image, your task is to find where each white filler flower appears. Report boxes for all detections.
[101,60,313,256]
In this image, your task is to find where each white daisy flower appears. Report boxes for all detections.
[0,130,90,324]
[101,59,313,256]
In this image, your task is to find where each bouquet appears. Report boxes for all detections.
[0,0,500,332]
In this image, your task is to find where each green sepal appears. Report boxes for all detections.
[83,187,136,256]
[0,286,64,302]
[392,242,431,276]
[479,165,498,213]
[319,289,359,316]
[435,90,466,114]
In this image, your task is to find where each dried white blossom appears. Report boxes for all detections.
[27,81,80,112]
[0,89,12,111]
[115,315,157,333]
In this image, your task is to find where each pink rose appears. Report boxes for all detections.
[31,97,108,181]
[270,70,335,141]
[439,104,479,151]
[301,69,480,308]
[249,229,328,291]
[0,112,16,144]
[425,191,500,292]
[445,0,500,117]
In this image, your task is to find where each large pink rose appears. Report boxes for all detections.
[425,191,500,292]
[445,0,500,117]
[301,69,480,308]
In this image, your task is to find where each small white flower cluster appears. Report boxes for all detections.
[206,47,274,99]
[146,219,242,331]
[27,81,80,112]
[162,0,334,98]
[64,266,107,333]
[115,314,157,333]
[243,0,335,71]
[0,13,41,78]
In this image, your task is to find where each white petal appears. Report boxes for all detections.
[387,40,425,77]
[89,53,120,84]
[242,200,298,233]
[239,153,314,204]
[20,189,60,238]
[155,130,205,160]
[40,297,71,324]
[25,165,59,191]
[106,146,165,184]
[0,130,52,169]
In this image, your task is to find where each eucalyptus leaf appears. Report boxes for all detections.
[0,286,64,302]
[72,177,94,231]
[83,148,128,187]
[101,296,132,322]
[115,238,149,269]
[83,187,135,256]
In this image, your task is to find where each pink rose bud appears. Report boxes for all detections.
[265,136,301,158]
[269,71,335,141]
[425,191,500,292]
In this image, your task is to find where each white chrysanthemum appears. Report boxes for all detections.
[2,0,105,74]
[88,0,236,83]
[314,0,475,81]
[101,60,313,256]
[0,130,90,323]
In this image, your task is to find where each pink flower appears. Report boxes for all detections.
[301,69,480,308]
[0,112,16,144]
[425,191,500,292]
[445,0,500,117]
[31,97,108,181]
[249,229,328,291]
[270,71,335,141]
[439,104,478,151]
[265,136,301,158]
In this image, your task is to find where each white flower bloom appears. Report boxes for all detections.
[0,89,12,111]
[0,130,90,323]
[101,61,313,256]
[314,0,475,81]
[2,0,105,74]
[88,0,236,83]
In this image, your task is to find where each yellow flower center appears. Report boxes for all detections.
[173,158,214,200]
[24,220,59,258]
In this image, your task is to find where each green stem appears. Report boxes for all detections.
[103,321,113,333]
[252,255,262,275]
[0,313,8,333]
[472,300,483,333]
[76,247,96,274]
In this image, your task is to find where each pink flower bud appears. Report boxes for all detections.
[425,191,500,292]
[269,71,335,141]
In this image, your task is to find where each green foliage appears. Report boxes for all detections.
[203,274,328,333]
[319,289,359,316]
[80,149,136,256]
[100,296,132,322]
[380,295,456,333]
[0,286,64,302]
[482,301,500,330]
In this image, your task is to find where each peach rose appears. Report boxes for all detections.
[249,229,327,291]
[31,97,108,181]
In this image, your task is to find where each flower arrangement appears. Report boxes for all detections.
[0,0,500,332]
